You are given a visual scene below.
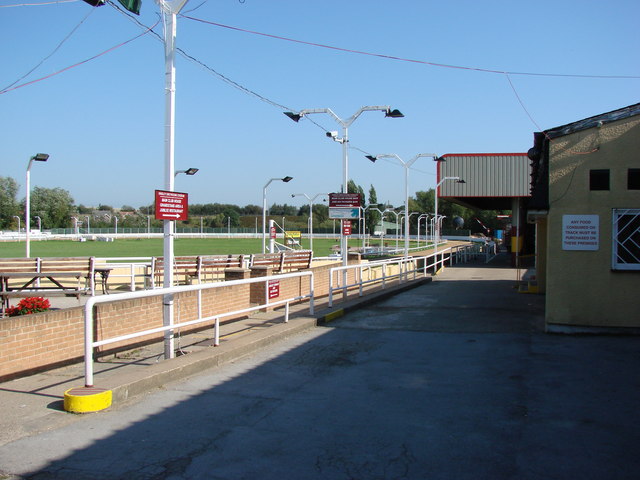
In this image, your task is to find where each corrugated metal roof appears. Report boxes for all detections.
[438,153,531,198]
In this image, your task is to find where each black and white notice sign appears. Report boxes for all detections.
[562,214,599,251]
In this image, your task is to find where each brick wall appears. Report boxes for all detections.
[0,263,338,381]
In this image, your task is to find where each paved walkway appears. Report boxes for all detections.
[1,254,639,479]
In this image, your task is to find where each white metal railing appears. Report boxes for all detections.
[83,270,314,386]
[96,257,152,292]
[449,243,488,264]
[328,249,452,307]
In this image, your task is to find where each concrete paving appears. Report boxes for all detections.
[1,254,639,479]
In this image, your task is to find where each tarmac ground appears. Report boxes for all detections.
[1,253,639,479]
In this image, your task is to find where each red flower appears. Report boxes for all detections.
[6,297,51,316]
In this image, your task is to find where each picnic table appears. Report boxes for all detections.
[0,271,88,315]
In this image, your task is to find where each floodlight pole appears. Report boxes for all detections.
[434,176,461,268]
[366,153,435,257]
[26,153,48,257]
[284,106,403,268]
[160,0,189,360]
[263,177,293,253]
[292,193,327,255]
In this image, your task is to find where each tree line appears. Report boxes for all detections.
[0,175,507,234]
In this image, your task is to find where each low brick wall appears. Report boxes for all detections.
[0,260,340,381]
[0,255,423,382]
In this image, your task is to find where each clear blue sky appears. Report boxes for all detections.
[1,0,638,211]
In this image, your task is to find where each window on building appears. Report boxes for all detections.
[590,169,610,191]
[612,209,640,271]
[628,169,640,190]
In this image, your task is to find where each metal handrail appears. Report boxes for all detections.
[83,270,314,386]
[328,249,453,307]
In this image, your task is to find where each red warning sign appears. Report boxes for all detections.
[268,279,280,299]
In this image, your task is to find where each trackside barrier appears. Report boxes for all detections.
[449,243,485,265]
[83,270,314,387]
[328,249,453,307]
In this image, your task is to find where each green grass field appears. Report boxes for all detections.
[0,237,390,259]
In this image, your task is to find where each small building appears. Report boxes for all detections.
[527,103,640,331]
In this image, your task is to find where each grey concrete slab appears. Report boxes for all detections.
[1,257,638,480]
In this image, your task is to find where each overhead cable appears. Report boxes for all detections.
[0,19,159,95]
[2,5,96,92]
[180,15,640,80]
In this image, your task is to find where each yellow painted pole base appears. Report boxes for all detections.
[64,386,112,413]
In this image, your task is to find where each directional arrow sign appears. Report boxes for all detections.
[329,207,360,219]
[155,190,188,221]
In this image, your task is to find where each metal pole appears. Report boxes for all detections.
[262,181,270,254]
[161,5,184,360]
[269,219,276,253]
[25,159,32,257]
[341,124,349,268]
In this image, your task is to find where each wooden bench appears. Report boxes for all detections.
[38,257,97,295]
[150,256,199,288]
[198,255,245,283]
[150,255,246,287]
[249,250,312,273]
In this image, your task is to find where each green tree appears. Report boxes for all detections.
[28,187,75,228]
[0,176,20,229]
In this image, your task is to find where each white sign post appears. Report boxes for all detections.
[562,214,599,251]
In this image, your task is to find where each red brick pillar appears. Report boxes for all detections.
[250,266,273,310]
[224,268,250,282]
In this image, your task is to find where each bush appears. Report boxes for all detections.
[6,297,51,316]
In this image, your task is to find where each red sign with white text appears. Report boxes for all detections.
[329,193,361,208]
[342,219,352,236]
[268,279,280,299]
[155,190,188,221]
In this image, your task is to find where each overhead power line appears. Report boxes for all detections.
[180,15,640,80]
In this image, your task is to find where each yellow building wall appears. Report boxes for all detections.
[545,115,640,328]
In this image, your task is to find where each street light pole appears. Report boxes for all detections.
[292,192,327,255]
[262,176,293,253]
[159,0,190,361]
[366,153,436,257]
[25,153,49,257]
[434,176,465,267]
[284,106,403,267]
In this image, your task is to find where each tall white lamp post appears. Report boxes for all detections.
[434,176,465,266]
[158,0,190,361]
[25,153,49,257]
[418,213,429,246]
[262,176,293,253]
[292,192,327,255]
[366,153,436,257]
[284,106,403,267]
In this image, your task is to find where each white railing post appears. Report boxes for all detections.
[214,317,220,346]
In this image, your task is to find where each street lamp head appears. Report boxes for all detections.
[283,112,302,122]
[282,176,293,183]
[175,167,199,177]
[385,108,404,118]
[365,155,377,163]
[31,153,49,162]
[434,156,446,162]
[456,179,466,184]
